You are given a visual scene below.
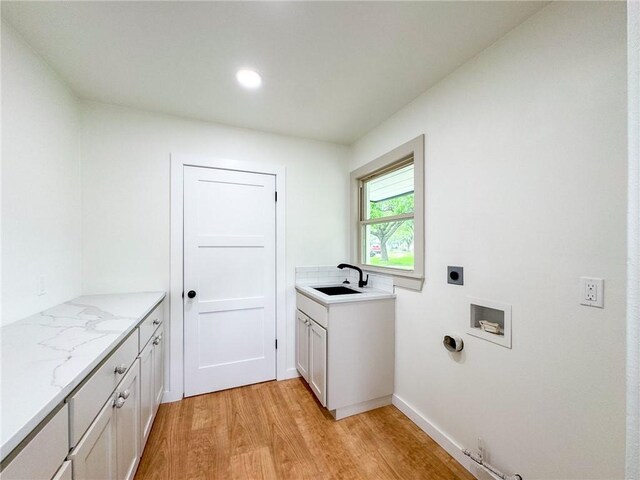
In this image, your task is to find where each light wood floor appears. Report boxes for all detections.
[135,378,474,480]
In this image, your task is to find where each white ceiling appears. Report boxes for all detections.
[2,1,545,145]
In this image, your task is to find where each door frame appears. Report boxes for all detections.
[627,0,640,476]
[167,153,286,402]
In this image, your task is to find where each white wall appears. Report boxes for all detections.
[1,23,81,325]
[80,102,349,380]
[350,2,627,478]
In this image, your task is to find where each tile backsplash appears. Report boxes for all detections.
[295,265,394,293]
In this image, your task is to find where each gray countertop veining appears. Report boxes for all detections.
[0,291,165,462]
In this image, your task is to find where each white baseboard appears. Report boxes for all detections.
[392,394,490,479]
[282,367,301,380]
[332,395,392,420]
[161,389,183,404]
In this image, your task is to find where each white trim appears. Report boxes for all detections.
[627,0,640,477]
[169,153,287,402]
[160,389,182,404]
[332,395,392,420]
[285,367,301,380]
[392,394,496,480]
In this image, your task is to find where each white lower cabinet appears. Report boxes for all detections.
[0,300,166,480]
[139,323,164,450]
[0,406,69,480]
[308,320,327,406]
[296,309,327,406]
[139,341,154,450]
[70,359,140,480]
[295,311,310,382]
[152,325,164,410]
[69,399,117,480]
[68,301,165,480]
[295,291,395,420]
[115,360,140,480]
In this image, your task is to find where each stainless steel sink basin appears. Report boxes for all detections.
[313,286,362,296]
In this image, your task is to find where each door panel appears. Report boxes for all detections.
[184,166,276,397]
[309,321,327,407]
[115,359,140,480]
[153,325,165,409]
[197,246,264,301]
[296,311,310,382]
[69,399,116,480]
[139,341,153,450]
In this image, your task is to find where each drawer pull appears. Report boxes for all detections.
[114,364,127,375]
[153,319,160,326]
[114,397,125,408]
[120,389,130,400]
[153,335,162,346]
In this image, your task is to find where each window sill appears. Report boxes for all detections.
[360,264,424,291]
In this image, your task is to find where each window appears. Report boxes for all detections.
[351,135,424,290]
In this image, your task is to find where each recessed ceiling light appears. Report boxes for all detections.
[236,69,262,89]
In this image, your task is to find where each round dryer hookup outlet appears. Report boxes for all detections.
[443,335,464,352]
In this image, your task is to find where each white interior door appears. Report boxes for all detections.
[183,165,276,397]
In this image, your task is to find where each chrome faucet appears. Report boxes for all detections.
[337,263,369,288]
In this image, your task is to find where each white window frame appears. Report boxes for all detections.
[350,135,425,290]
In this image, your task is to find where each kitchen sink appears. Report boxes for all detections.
[313,286,362,296]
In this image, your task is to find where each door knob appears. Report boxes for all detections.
[187,290,197,299]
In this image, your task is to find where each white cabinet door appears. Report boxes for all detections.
[69,399,117,480]
[152,325,164,409]
[309,320,327,407]
[295,310,310,382]
[115,359,140,480]
[139,341,154,451]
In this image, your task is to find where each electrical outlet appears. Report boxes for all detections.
[579,277,604,308]
[37,275,47,296]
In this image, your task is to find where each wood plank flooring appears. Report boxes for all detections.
[135,378,474,480]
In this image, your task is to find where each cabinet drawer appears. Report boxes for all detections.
[296,292,328,328]
[138,302,163,352]
[0,405,68,480]
[68,332,138,447]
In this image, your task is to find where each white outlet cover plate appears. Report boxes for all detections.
[579,277,604,308]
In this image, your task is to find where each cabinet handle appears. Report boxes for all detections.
[120,389,130,400]
[153,319,160,326]
[114,364,127,375]
[153,335,161,346]
[114,397,125,408]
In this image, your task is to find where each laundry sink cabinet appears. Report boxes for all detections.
[295,289,395,420]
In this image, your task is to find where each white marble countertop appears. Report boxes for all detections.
[0,291,165,461]
[295,283,395,306]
